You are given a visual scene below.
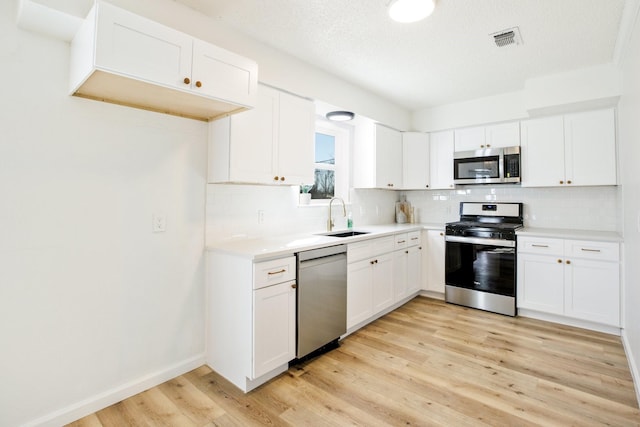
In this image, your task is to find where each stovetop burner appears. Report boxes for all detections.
[446,202,524,241]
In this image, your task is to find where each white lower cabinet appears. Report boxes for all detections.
[425,229,446,295]
[347,238,394,328]
[252,280,296,379]
[348,231,422,330]
[393,231,423,300]
[206,253,296,392]
[517,236,620,328]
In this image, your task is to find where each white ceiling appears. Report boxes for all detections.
[172,0,626,111]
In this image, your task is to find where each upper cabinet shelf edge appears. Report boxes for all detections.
[69,1,258,121]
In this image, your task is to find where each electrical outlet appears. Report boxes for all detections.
[258,210,265,225]
[152,214,166,232]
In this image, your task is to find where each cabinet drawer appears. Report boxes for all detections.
[253,256,296,289]
[394,233,408,249]
[408,231,421,246]
[348,240,373,263]
[518,237,563,255]
[348,236,395,263]
[372,236,396,254]
[565,240,619,262]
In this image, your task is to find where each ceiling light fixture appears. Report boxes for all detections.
[388,0,435,23]
[326,111,355,121]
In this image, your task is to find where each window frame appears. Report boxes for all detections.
[306,118,351,205]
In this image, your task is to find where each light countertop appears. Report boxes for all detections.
[517,227,623,242]
[207,223,432,261]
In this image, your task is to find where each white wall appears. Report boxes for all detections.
[0,2,207,425]
[206,186,398,244]
[412,64,622,132]
[618,2,640,403]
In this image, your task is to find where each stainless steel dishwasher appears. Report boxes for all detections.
[296,244,347,359]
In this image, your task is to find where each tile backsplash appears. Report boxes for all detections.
[404,185,620,231]
[206,184,620,244]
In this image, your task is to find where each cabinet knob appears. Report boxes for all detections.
[559,180,564,184]
[388,183,394,187]
[557,259,562,263]
[375,259,378,264]
[419,246,422,250]
[183,77,190,84]
[370,260,375,265]
[439,232,444,236]
[566,260,571,265]
[195,81,202,88]
[291,283,297,289]
[280,176,285,182]
[405,250,409,254]
[449,184,454,188]
[567,180,572,184]
[486,144,491,148]
[426,184,429,188]
[274,176,279,181]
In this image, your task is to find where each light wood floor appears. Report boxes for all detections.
[69,297,640,426]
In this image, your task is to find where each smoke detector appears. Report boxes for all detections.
[490,27,523,47]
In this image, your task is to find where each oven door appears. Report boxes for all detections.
[445,236,516,297]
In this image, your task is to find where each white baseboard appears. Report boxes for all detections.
[517,309,621,336]
[621,330,640,406]
[23,354,206,427]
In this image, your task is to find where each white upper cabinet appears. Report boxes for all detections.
[208,85,315,185]
[454,126,485,152]
[454,122,519,152]
[521,108,617,187]
[375,125,403,189]
[429,130,455,189]
[564,109,617,186]
[70,1,258,121]
[402,132,430,190]
[520,115,566,187]
[353,123,403,189]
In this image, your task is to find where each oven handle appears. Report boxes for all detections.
[445,235,516,248]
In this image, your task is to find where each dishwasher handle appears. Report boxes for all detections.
[297,244,347,263]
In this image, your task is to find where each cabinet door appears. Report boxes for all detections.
[564,109,617,186]
[347,260,373,329]
[425,230,445,293]
[429,131,455,189]
[407,245,422,294]
[564,259,620,326]
[402,132,430,189]
[393,250,408,301]
[95,2,193,90]
[252,281,296,379]
[516,253,564,314]
[454,126,485,151]
[372,253,394,313]
[375,124,403,189]
[277,92,315,184]
[192,39,257,107]
[485,122,520,149]
[520,116,565,187]
[229,85,278,183]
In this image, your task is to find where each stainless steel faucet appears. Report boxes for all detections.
[327,197,346,231]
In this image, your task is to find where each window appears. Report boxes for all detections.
[307,120,350,203]
[312,132,335,199]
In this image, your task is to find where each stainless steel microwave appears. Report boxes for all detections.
[453,146,521,185]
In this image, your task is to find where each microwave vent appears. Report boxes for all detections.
[491,27,522,47]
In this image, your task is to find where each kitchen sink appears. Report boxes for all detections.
[319,230,371,238]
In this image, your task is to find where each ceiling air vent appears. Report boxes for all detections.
[490,27,522,47]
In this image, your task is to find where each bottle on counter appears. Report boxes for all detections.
[347,211,353,229]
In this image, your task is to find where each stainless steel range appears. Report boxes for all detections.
[445,202,523,316]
